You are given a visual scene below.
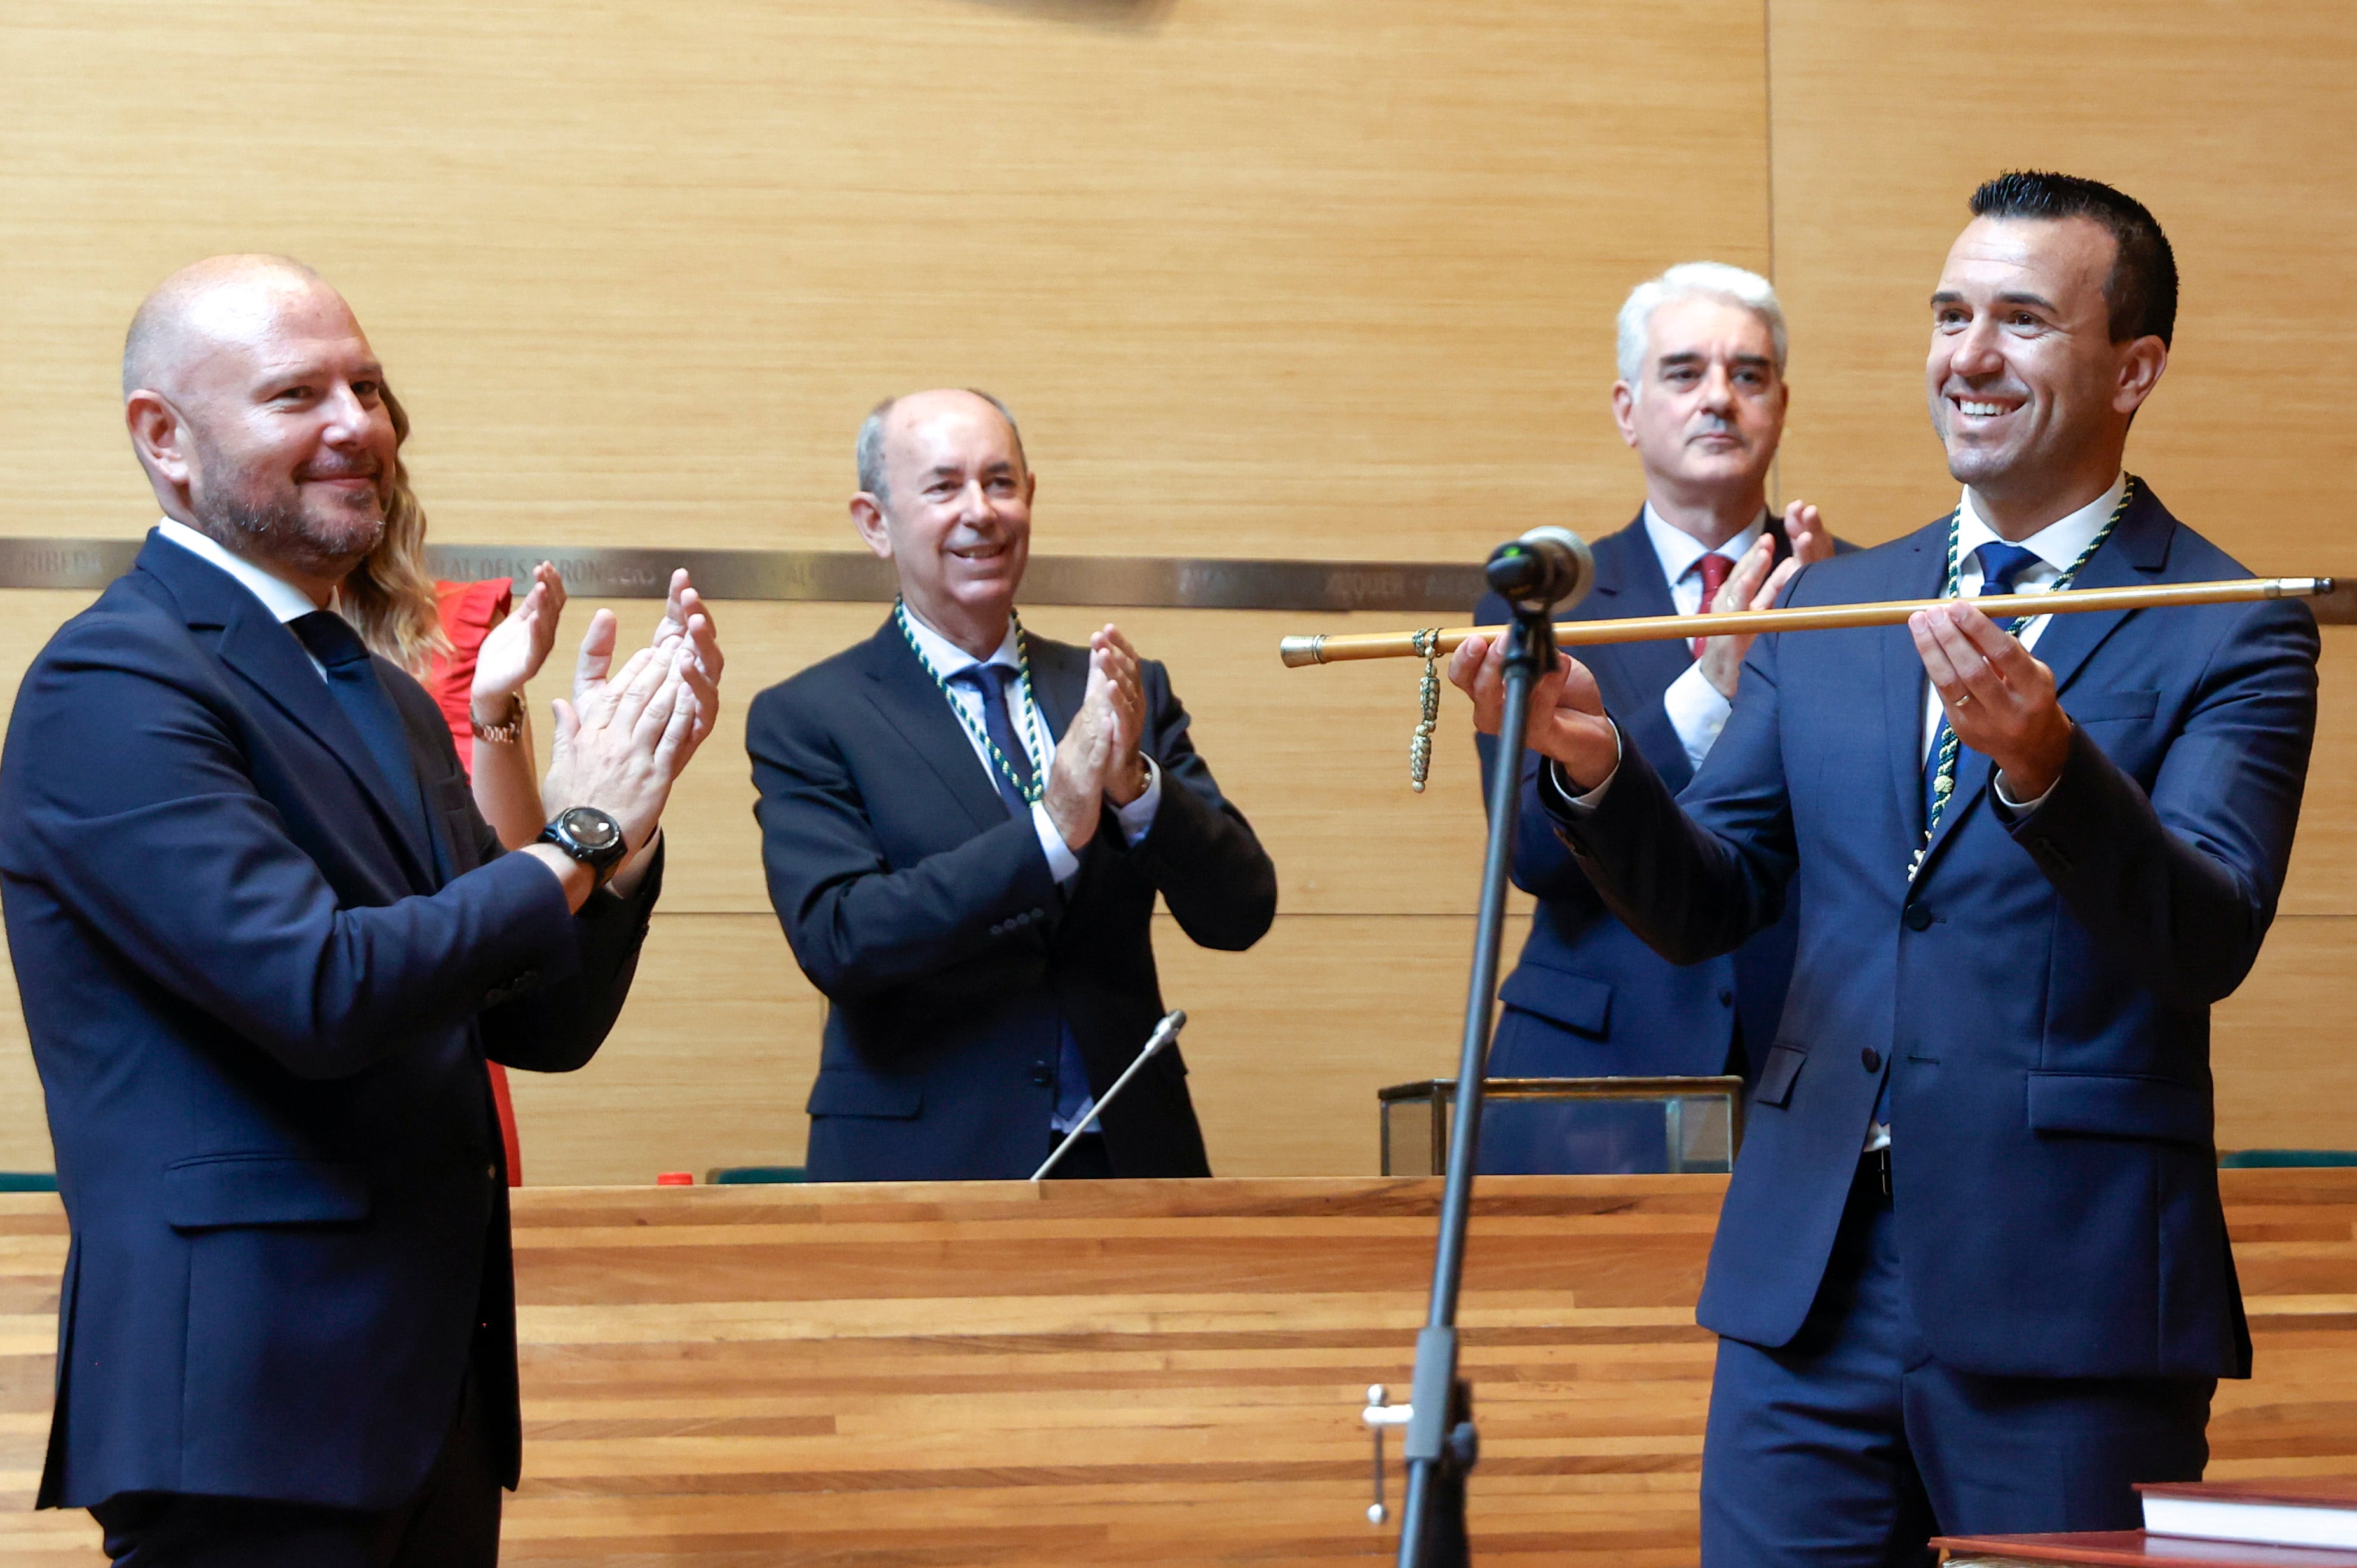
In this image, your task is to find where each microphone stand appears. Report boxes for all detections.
[1393,602,1558,1568]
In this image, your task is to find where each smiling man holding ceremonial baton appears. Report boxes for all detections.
[1453,172,2320,1565]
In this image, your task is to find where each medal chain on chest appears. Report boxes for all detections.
[896,600,1049,806]
[1907,476,2137,883]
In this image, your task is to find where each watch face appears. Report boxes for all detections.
[560,807,622,852]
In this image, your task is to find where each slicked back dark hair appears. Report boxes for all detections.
[1968,170,2178,348]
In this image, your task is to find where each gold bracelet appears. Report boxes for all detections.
[470,691,526,745]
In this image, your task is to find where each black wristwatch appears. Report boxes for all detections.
[536,806,628,891]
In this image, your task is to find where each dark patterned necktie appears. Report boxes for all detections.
[1690,551,1735,659]
[289,610,428,829]
[1920,542,2043,826]
[950,663,1036,817]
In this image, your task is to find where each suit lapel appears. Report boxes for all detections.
[1582,518,1695,709]
[1912,489,2171,882]
[2028,486,2172,702]
[1026,633,1085,745]
[138,536,438,890]
[857,621,1017,835]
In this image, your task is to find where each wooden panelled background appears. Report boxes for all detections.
[0,1,2353,1183]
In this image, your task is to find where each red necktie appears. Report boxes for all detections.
[1691,552,1734,659]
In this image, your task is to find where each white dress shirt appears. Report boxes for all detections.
[1925,473,2127,795]
[154,519,329,675]
[1642,505,1767,772]
[898,607,1162,887]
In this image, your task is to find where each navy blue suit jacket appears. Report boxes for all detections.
[1544,486,2317,1379]
[747,618,1277,1181]
[1473,513,1816,1109]
[0,533,658,1511]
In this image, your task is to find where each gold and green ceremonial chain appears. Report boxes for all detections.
[895,599,1049,806]
[1409,628,1443,792]
[1909,475,2138,881]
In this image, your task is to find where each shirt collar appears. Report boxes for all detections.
[154,518,325,625]
[1640,503,1768,585]
[1955,472,2127,578]
[900,602,1021,676]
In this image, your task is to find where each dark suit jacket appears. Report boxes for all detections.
[1542,486,2317,1378]
[747,617,1277,1181]
[1472,512,1824,1125]
[0,532,658,1511]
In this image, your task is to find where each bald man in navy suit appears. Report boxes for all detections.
[2,255,724,1566]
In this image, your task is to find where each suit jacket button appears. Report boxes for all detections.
[1903,904,1933,931]
[1030,908,1045,919]
[1029,1062,1054,1087]
[1718,990,1734,1006]
[1861,1047,1882,1073]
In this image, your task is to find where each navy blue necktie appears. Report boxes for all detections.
[951,664,1036,818]
[290,611,428,834]
[1920,542,2044,827]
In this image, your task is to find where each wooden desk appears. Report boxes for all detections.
[6,1170,2357,1565]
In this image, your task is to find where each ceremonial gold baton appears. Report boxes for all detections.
[1280,575,2337,788]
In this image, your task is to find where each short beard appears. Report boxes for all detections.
[188,441,384,578]
[193,487,384,578]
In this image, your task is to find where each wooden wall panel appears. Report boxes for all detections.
[0,0,1770,563]
[527,600,1518,919]
[6,0,2357,1191]
[2282,628,2357,917]
[1764,0,2357,572]
[2213,915,2357,1153]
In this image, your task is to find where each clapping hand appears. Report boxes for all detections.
[529,572,724,903]
[1694,502,1831,699]
[642,569,726,746]
[470,562,566,726]
[1045,623,1150,851]
[561,571,724,754]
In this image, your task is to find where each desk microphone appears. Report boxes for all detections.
[1031,1010,1187,1181]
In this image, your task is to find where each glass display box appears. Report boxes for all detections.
[1378,1076,1746,1177]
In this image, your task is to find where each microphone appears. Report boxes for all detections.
[1029,1010,1188,1181]
[1486,527,1594,611]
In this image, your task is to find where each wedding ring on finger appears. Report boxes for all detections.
[1952,690,1974,708]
